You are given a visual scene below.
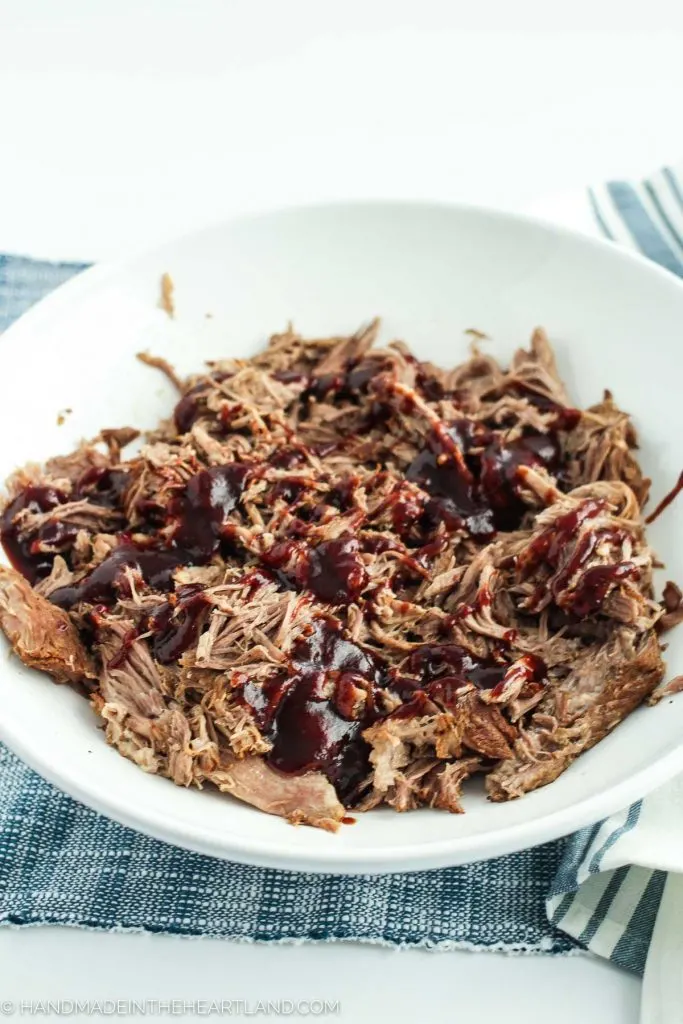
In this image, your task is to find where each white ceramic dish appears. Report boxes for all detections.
[1,201,683,874]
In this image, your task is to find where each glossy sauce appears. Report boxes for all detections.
[148,589,208,664]
[506,383,582,430]
[266,674,367,799]
[302,357,387,407]
[174,388,204,434]
[242,617,386,802]
[406,427,495,540]
[386,487,426,539]
[260,540,308,589]
[0,486,68,582]
[173,372,233,434]
[414,534,449,565]
[479,432,562,530]
[516,498,606,578]
[294,617,384,681]
[50,544,189,610]
[270,478,308,505]
[389,689,437,719]
[645,470,683,525]
[77,467,129,509]
[567,562,639,617]
[261,533,369,605]
[242,566,280,596]
[304,534,368,604]
[360,534,403,555]
[407,643,508,690]
[445,418,494,455]
[404,419,564,538]
[549,526,622,599]
[268,448,307,470]
[486,653,547,700]
[517,499,638,618]
[170,463,251,561]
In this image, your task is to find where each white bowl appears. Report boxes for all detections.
[1,201,683,874]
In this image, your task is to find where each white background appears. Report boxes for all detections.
[1,1,681,1020]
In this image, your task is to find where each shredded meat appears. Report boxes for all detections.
[158,272,175,319]
[0,320,679,829]
[213,755,344,831]
[0,566,94,684]
[486,629,664,800]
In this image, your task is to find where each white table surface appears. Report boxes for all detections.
[1,3,682,1020]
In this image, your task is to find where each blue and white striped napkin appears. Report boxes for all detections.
[546,164,683,1024]
[590,168,683,275]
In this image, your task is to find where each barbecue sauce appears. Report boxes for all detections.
[406,420,564,539]
[406,426,495,540]
[505,383,582,430]
[516,498,606,578]
[173,371,233,434]
[77,467,129,510]
[397,645,547,706]
[566,562,639,618]
[105,584,209,669]
[301,357,387,407]
[479,432,562,530]
[261,533,368,606]
[407,643,508,690]
[645,470,683,525]
[170,463,251,562]
[266,674,367,800]
[148,589,208,664]
[517,499,639,617]
[242,617,386,803]
[485,653,547,700]
[304,535,368,604]
[385,487,426,538]
[50,545,188,610]
[0,486,69,582]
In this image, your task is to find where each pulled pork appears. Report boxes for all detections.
[0,322,678,830]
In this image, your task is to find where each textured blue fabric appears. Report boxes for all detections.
[0,252,575,952]
[0,253,88,331]
[0,742,572,948]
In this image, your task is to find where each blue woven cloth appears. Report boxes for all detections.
[0,743,568,947]
[1,165,682,959]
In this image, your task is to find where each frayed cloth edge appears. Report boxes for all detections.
[0,915,580,955]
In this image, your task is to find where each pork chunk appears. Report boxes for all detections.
[0,565,94,684]
[486,628,664,801]
[212,755,345,832]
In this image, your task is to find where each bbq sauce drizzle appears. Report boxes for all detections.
[517,498,640,618]
[0,468,131,584]
[240,616,386,803]
[405,417,565,539]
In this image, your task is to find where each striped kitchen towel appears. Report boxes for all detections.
[547,164,683,1024]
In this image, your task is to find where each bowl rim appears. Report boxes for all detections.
[11,195,683,334]
[2,197,683,874]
